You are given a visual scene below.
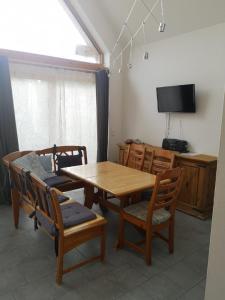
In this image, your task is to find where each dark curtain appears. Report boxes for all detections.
[96,69,109,162]
[0,56,19,204]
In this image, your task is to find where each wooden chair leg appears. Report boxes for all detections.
[100,226,106,262]
[56,239,64,285]
[117,215,125,249]
[169,219,174,254]
[145,230,152,265]
[11,189,20,229]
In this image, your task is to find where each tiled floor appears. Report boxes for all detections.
[0,190,211,300]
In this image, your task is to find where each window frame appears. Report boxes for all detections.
[0,0,104,72]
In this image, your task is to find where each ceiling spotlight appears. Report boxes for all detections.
[118,52,123,73]
[159,22,166,32]
[159,0,166,32]
[142,21,149,60]
[144,51,149,60]
[127,63,133,69]
[127,38,133,70]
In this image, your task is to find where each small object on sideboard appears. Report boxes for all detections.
[162,138,189,153]
[125,138,143,144]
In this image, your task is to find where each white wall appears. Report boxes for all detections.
[205,95,225,299]
[122,23,225,155]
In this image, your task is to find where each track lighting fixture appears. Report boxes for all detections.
[159,22,166,32]
[142,21,149,60]
[159,0,166,32]
[127,38,133,69]
[110,0,167,74]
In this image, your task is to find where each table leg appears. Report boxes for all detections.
[130,192,142,204]
[119,195,130,208]
[84,184,95,209]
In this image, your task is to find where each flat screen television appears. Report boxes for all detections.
[156,84,196,112]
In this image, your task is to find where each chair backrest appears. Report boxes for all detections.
[125,143,145,170]
[8,162,35,206]
[151,149,175,175]
[28,173,64,236]
[36,146,87,172]
[147,167,183,225]
[3,150,32,167]
[143,147,154,173]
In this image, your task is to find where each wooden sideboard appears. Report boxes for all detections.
[118,144,217,220]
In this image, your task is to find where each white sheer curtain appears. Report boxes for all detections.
[10,63,97,162]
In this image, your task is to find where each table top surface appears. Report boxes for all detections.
[62,161,156,196]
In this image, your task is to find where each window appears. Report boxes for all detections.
[0,0,101,63]
[10,63,97,163]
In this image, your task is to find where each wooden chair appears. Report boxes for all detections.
[36,145,88,192]
[99,143,146,212]
[117,167,183,265]
[151,149,175,175]
[125,143,146,170]
[28,173,107,285]
[3,146,89,227]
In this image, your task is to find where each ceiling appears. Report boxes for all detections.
[73,0,225,55]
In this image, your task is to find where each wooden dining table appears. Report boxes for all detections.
[62,161,156,208]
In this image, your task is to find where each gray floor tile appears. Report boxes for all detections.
[0,265,27,297]
[177,283,205,300]
[17,254,55,283]
[76,273,127,300]
[0,293,16,300]
[162,260,204,291]
[118,286,151,300]
[12,275,68,300]
[134,273,185,300]
[182,248,209,277]
[107,263,149,290]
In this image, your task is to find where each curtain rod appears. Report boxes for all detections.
[9,59,101,74]
[0,49,105,74]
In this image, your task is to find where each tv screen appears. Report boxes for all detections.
[156,84,196,112]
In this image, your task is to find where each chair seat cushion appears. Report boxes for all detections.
[107,197,121,207]
[124,201,171,225]
[43,175,72,187]
[57,194,69,204]
[61,202,96,228]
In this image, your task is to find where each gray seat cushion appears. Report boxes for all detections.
[107,197,121,207]
[43,175,72,187]
[124,201,171,225]
[14,152,53,180]
[36,202,96,235]
[57,194,69,204]
[61,202,96,228]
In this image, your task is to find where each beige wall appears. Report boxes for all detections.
[122,23,225,155]
[205,96,225,299]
